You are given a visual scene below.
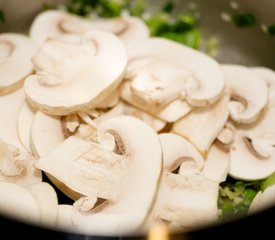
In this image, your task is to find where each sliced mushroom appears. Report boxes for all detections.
[0,88,27,151]
[202,142,230,183]
[121,81,192,122]
[229,104,275,180]
[30,10,93,45]
[95,89,120,109]
[173,90,230,156]
[222,64,268,124]
[0,139,42,186]
[0,33,37,95]
[57,204,74,229]
[17,101,36,152]
[126,37,224,107]
[147,133,219,229]
[248,185,275,214]
[251,66,275,102]
[24,30,127,115]
[87,16,150,50]
[27,182,58,226]
[0,181,40,224]
[35,116,162,235]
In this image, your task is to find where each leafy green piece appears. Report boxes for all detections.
[145,13,170,36]
[232,13,257,27]
[128,0,146,17]
[267,24,275,36]
[175,14,197,32]
[218,179,261,219]
[162,2,174,13]
[98,0,123,18]
[261,172,275,191]
[0,10,5,23]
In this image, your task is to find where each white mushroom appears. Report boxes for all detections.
[0,88,26,151]
[35,116,162,235]
[229,104,275,180]
[0,139,42,186]
[24,30,127,115]
[27,182,58,226]
[95,89,120,109]
[0,33,37,95]
[248,185,275,214]
[222,64,268,124]
[126,37,224,107]
[147,133,219,229]
[202,142,230,183]
[251,66,275,103]
[87,16,150,50]
[30,10,149,50]
[173,90,230,156]
[56,204,74,229]
[17,101,36,152]
[30,10,93,45]
[121,80,192,122]
[0,181,40,224]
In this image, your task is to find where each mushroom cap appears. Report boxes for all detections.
[67,116,162,235]
[24,30,127,116]
[30,10,93,45]
[222,64,268,124]
[0,181,40,224]
[0,88,26,151]
[127,37,225,107]
[0,33,37,95]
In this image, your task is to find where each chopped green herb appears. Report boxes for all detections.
[218,179,261,218]
[162,2,174,13]
[261,172,275,191]
[232,13,257,27]
[267,24,275,36]
[0,10,5,23]
[128,0,146,17]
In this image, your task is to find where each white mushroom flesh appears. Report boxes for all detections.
[0,33,37,95]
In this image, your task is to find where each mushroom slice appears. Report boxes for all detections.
[29,10,93,45]
[251,66,275,102]
[202,142,230,183]
[222,64,268,124]
[24,30,127,116]
[229,104,275,180]
[0,181,40,224]
[17,101,36,152]
[127,37,224,107]
[248,185,275,214]
[27,182,58,227]
[35,116,161,235]
[95,89,120,109]
[0,139,42,186]
[0,33,37,95]
[93,101,166,132]
[159,133,204,172]
[121,81,192,122]
[57,204,74,229]
[88,16,150,50]
[0,88,26,151]
[173,90,230,156]
[147,133,218,229]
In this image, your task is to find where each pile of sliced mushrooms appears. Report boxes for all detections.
[1,10,275,236]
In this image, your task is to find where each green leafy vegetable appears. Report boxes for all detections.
[162,2,174,13]
[267,24,275,36]
[218,179,260,218]
[0,10,5,23]
[261,172,275,191]
[128,0,146,16]
[232,13,257,27]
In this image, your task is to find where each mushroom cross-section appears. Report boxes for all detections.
[146,133,219,229]
[125,37,224,108]
[222,64,268,124]
[229,103,275,180]
[0,33,37,95]
[35,116,162,235]
[24,30,127,116]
